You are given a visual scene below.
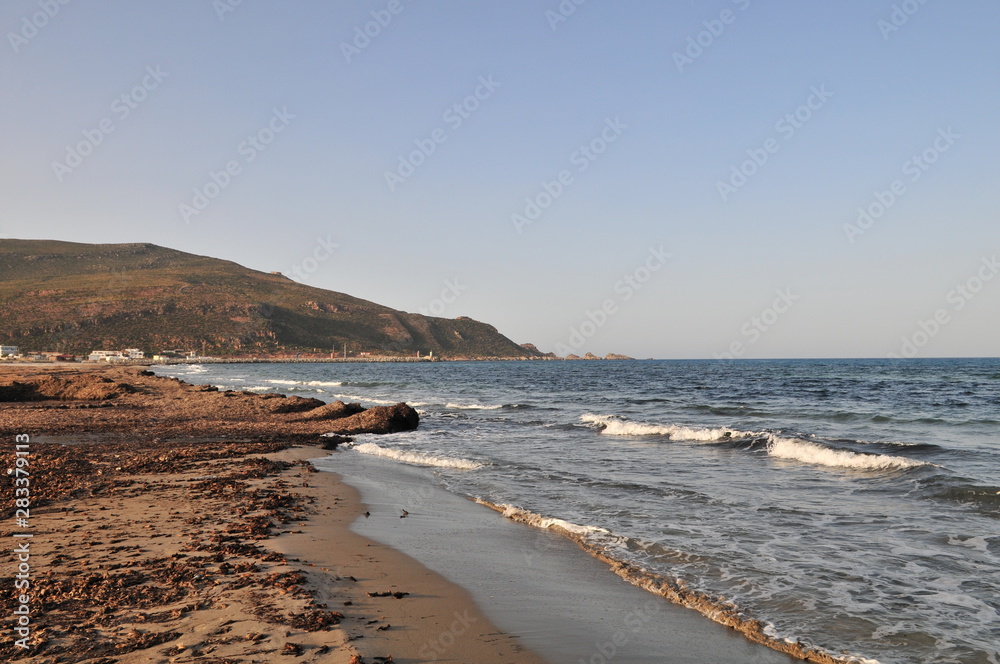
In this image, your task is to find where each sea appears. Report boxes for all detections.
[154,359,1000,664]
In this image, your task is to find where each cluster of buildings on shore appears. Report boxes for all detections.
[0,346,205,363]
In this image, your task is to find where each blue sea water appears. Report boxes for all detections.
[156,359,1000,664]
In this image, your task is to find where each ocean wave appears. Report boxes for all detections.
[476,498,870,664]
[765,435,929,471]
[474,500,609,537]
[349,442,483,469]
[445,402,504,410]
[265,378,343,387]
[581,414,739,441]
[329,393,399,406]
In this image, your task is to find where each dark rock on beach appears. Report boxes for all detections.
[328,403,420,435]
[0,366,419,440]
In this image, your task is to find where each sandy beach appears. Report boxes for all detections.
[0,365,546,663]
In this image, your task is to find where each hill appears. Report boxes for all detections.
[0,239,541,359]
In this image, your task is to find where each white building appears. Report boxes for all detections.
[89,349,146,362]
[0,346,18,357]
[88,350,124,362]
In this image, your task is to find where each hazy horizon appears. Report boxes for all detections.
[2,2,998,359]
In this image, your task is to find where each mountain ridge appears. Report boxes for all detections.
[0,239,542,359]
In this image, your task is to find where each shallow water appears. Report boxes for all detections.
[157,359,1000,664]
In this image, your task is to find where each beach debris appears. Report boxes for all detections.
[0,367,426,663]
[282,641,304,655]
[367,591,410,599]
[376,624,391,631]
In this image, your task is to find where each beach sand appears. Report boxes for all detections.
[1,364,815,664]
[0,365,545,663]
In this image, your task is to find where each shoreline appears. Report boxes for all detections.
[275,447,547,663]
[325,448,815,664]
[0,355,642,366]
[0,365,548,662]
[1,363,860,663]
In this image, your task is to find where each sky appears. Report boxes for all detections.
[2,0,998,359]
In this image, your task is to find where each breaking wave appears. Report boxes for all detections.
[445,402,505,410]
[581,415,929,471]
[764,435,930,471]
[475,498,868,664]
[473,500,609,537]
[581,414,742,441]
[349,442,483,470]
[329,393,399,406]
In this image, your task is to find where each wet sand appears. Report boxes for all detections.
[0,364,545,662]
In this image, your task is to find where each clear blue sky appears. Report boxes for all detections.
[2,0,998,359]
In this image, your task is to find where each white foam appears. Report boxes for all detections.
[445,402,504,410]
[480,501,609,537]
[765,435,928,470]
[580,414,736,441]
[330,393,399,406]
[947,535,990,552]
[306,380,344,386]
[350,442,483,470]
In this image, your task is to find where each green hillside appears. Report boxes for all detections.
[0,239,539,359]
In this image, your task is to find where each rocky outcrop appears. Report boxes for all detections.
[323,403,420,435]
[294,400,365,421]
[604,353,634,360]
[261,395,326,414]
[0,367,419,439]
[0,374,136,401]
